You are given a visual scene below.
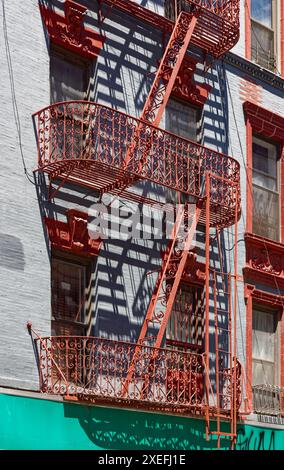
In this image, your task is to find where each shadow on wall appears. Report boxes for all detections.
[33,166,164,343]
[0,233,25,271]
[92,2,163,113]
[63,403,231,450]
[201,61,229,156]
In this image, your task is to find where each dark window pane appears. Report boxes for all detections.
[50,50,88,103]
[251,0,272,28]
[166,99,197,141]
[166,285,203,350]
[51,258,85,323]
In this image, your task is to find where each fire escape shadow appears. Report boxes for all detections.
[63,402,231,450]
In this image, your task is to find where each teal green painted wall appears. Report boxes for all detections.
[236,424,284,450]
[0,393,283,450]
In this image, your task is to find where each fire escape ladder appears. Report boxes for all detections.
[99,10,199,195]
[32,1,242,447]
[122,202,202,395]
[203,176,240,449]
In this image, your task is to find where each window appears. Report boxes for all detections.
[166,284,204,404]
[166,284,203,351]
[252,135,280,241]
[164,0,192,21]
[251,0,277,71]
[166,98,198,142]
[51,256,87,336]
[49,46,92,161]
[252,308,279,385]
[50,46,90,103]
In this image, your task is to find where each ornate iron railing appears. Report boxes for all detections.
[36,335,242,414]
[104,1,240,57]
[37,336,205,410]
[165,0,239,25]
[34,101,240,214]
[253,384,284,416]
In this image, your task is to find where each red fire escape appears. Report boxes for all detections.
[32,0,241,449]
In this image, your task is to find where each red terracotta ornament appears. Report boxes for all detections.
[163,56,211,107]
[45,209,101,257]
[39,0,105,59]
[244,232,284,288]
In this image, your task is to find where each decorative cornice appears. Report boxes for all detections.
[244,232,284,289]
[245,284,284,308]
[163,56,211,107]
[162,249,205,286]
[182,253,205,285]
[39,1,104,59]
[243,101,284,142]
[45,209,101,257]
[224,52,284,92]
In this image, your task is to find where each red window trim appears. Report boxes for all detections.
[39,0,105,60]
[244,100,284,412]
[245,0,284,77]
[244,101,284,240]
[245,284,284,409]
[245,0,251,61]
[166,56,211,107]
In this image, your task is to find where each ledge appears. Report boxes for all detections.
[244,232,284,290]
[224,52,284,92]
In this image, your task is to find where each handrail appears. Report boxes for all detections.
[33,101,240,218]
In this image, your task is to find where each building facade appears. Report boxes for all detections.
[0,0,284,450]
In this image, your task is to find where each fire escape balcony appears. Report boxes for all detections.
[104,0,240,57]
[37,335,240,416]
[34,101,240,228]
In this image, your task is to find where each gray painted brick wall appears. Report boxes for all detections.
[0,0,283,395]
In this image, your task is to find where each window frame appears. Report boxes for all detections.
[252,304,280,386]
[51,251,93,336]
[166,282,204,353]
[165,96,200,143]
[249,0,279,72]
[251,133,281,241]
[49,44,91,104]
[245,285,284,410]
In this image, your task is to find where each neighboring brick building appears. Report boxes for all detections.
[0,0,284,450]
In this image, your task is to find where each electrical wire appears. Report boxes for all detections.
[2,0,35,186]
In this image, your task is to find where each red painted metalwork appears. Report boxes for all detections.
[45,209,101,256]
[140,12,198,126]
[33,101,240,228]
[32,0,243,448]
[99,11,199,194]
[166,56,212,106]
[103,0,240,57]
[33,333,242,418]
[122,204,202,394]
[39,1,105,59]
